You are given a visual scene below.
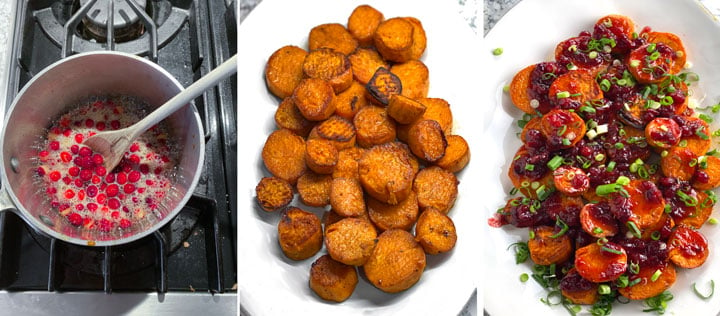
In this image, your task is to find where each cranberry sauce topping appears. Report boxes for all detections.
[592,22,639,55]
[614,238,668,269]
[542,192,582,227]
[657,177,699,221]
[673,115,707,138]
[528,62,568,114]
[587,201,618,229]
[555,35,611,70]
[560,268,595,293]
[512,147,550,179]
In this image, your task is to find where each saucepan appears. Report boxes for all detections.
[0,51,204,246]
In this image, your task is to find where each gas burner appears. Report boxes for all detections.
[78,0,148,43]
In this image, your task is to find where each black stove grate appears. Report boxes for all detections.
[0,0,236,294]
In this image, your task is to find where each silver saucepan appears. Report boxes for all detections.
[0,51,204,246]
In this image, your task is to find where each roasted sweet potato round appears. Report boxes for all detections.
[408,119,447,163]
[365,67,402,105]
[435,134,470,173]
[547,69,603,108]
[310,115,357,150]
[415,207,457,255]
[625,180,665,229]
[403,17,427,60]
[275,97,315,137]
[528,225,572,265]
[645,117,682,150]
[303,48,353,94]
[560,268,599,305]
[305,138,338,175]
[668,225,709,268]
[660,146,697,181]
[330,177,366,217]
[353,105,396,148]
[347,4,384,47]
[579,202,619,238]
[574,242,627,283]
[367,190,419,232]
[618,264,676,300]
[391,59,429,100]
[332,147,366,180]
[348,48,388,85]
[332,81,368,121]
[387,94,426,125]
[325,217,378,266]
[292,78,336,121]
[262,129,307,185]
[309,254,358,302]
[552,166,590,196]
[693,156,720,190]
[413,166,458,214]
[296,172,332,207]
[373,17,415,63]
[363,229,426,293]
[358,142,415,205]
[308,23,358,56]
[509,64,537,115]
[397,97,453,142]
[278,207,323,260]
[265,45,308,99]
[255,176,294,212]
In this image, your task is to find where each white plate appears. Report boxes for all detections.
[481,0,720,315]
[236,0,483,315]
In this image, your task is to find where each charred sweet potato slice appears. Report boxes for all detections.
[408,119,447,163]
[330,177,366,217]
[575,242,627,283]
[309,254,358,302]
[275,97,315,137]
[391,59,429,100]
[366,67,402,105]
[660,147,697,181]
[305,138,338,175]
[552,166,590,196]
[312,115,357,150]
[527,225,573,266]
[693,156,720,190]
[255,176,294,212]
[292,78,336,121]
[435,134,470,173]
[415,207,457,255]
[509,64,537,115]
[547,69,603,108]
[348,48,389,85]
[367,190,419,232]
[353,105,396,148]
[645,117,682,150]
[364,229,426,293]
[358,142,415,205]
[261,129,306,185]
[347,4,384,47]
[373,17,415,63]
[296,172,332,207]
[397,97,453,142]
[302,48,353,94]
[325,217,377,266]
[387,94,426,124]
[413,166,458,214]
[332,81,368,121]
[668,225,709,268]
[579,202,619,238]
[277,207,323,261]
[618,263,676,300]
[308,23,358,56]
[265,45,308,99]
[625,180,665,229]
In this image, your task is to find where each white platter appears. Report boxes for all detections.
[236,0,483,315]
[481,0,720,315]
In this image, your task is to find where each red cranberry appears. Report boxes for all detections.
[49,171,61,182]
[79,169,93,181]
[92,154,104,165]
[139,164,150,174]
[98,219,113,232]
[110,120,121,130]
[105,173,116,183]
[60,152,72,162]
[67,213,83,226]
[106,184,119,197]
[119,219,132,229]
[84,119,94,128]
[130,143,140,152]
[70,145,79,154]
[128,171,141,182]
[86,185,98,197]
[37,167,46,176]
[97,194,107,204]
[49,141,60,151]
[108,198,121,210]
[64,189,75,199]
[87,203,98,212]
[117,173,128,184]
[96,122,106,131]
[123,183,136,194]
[74,134,84,144]
[78,146,92,157]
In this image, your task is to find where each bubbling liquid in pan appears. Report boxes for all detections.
[34,96,178,232]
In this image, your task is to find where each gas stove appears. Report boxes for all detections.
[0,0,236,314]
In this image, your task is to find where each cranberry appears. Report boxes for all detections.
[129,154,141,165]
[110,120,121,130]
[97,193,107,205]
[92,154,104,165]
[106,184,119,197]
[79,169,93,181]
[560,269,595,293]
[64,189,75,199]
[108,198,121,210]
[98,218,113,232]
[123,183,136,194]
[139,164,150,174]
[96,122,106,131]
[130,143,140,152]
[105,173,116,183]
[74,134,84,144]
[67,213,83,226]
[60,152,72,162]
[695,171,710,184]
[111,211,120,219]
[119,219,132,229]
[49,141,60,151]
[84,119,94,128]
[128,171,141,182]
[95,166,107,176]
[117,173,128,184]
[49,171,61,182]
[87,203,98,212]
[78,146,92,157]
[86,185,98,197]
[37,167,46,176]
[70,145,79,154]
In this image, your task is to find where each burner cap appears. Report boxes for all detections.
[79,0,148,30]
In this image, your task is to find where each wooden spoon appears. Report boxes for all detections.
[84,54,237,171]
